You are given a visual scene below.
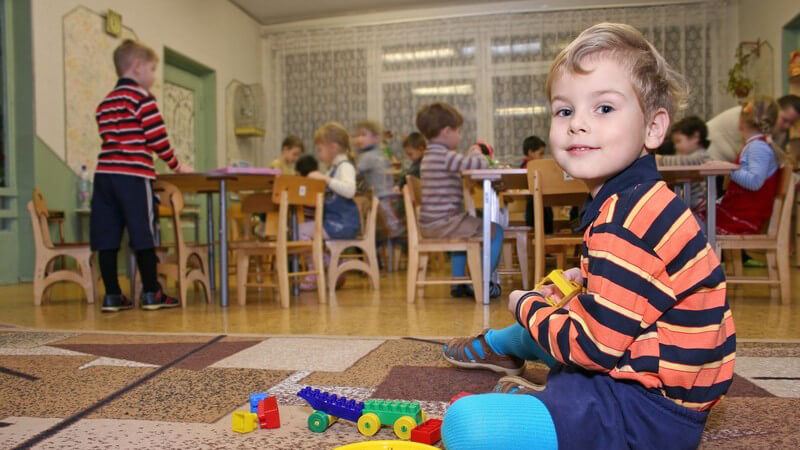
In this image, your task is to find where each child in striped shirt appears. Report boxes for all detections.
[416,102,504,299]
[442,23,733,450]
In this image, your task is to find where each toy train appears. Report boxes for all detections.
[297,387,428,440]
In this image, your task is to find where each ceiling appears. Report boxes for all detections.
[230,0,513,25]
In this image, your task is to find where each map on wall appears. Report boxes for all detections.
[162,82,196,171]
[64,7,147,176]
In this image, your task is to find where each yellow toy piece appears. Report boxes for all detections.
[231,411,259,433]
[534,269,581,308]
[392,416,418,440]
[357,412,382,436]
[334,441,439,450]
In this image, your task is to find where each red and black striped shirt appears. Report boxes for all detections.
[516,155,734,411]
[95,78,180,179]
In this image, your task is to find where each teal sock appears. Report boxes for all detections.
[443,393,558,450]
[485,324,557,368]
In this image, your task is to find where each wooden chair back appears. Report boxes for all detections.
[153,180,186,250]
[271,175,326,207]
[240,193,279,238]
[31,188,55,248]
[354,194,379,241]
[404,176,423,247]
[767,166,795,243]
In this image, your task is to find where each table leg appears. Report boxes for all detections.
[682,182,692,207]
[707,175,717,250]
[206,193,216,295]
[482,179,492,305]
[290,205,299,297]
[219,180,229,307]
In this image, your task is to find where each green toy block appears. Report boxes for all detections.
[362,399,424,426]
[232,411,259,433]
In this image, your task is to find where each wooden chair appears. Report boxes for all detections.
[229,193,279,294]
[147,180,212,307]
[404,176,483,303]
[526,159,589,283]
[28,189,97,305]
[716,166,795,305]
[232,175,327,307]
[326,194,380,296]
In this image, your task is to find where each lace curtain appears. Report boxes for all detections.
[264,1,736,167]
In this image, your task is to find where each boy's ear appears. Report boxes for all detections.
[644,108,670,150]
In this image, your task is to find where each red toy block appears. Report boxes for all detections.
[410,418,443,445]
[257,396,280,429]
[450,391,474,405]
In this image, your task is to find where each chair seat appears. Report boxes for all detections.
[544,235,583,246]
[716,234,777,250]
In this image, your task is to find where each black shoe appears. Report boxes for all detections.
[101,294,133,313]
[489,282,502,299]
[450,284,476,298]
[140,290,180,310]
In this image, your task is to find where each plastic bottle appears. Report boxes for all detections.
[78,165,91,209]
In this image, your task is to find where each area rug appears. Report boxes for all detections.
[0,328,798,449]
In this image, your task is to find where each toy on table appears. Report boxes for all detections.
[410,418,442,445]
[334,441,439,450]
[534,269,581,308]
[257,396,280,429]
[232,411,259,433]
[297,387,428,440]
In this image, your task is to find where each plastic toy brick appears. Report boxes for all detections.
[297,386,365,423]
[361,399,424,427]
[449,391,473,405]
[257,396,280,429]
[534,269,582,307]
[410,418,442,445]
[249,392,268,413]
[232,411,259,433]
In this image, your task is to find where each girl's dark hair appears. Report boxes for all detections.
[295,154,319,176]
[402,131,426,149]
[670,116,710,148]
[523,135,546,155]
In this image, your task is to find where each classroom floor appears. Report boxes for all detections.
[1,265,799,340]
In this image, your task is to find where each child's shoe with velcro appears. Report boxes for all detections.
[493,375,546,395]
[443,329,525,375]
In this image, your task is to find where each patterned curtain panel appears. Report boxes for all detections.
[265,1,736,167]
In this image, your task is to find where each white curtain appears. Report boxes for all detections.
[264,1,736,167]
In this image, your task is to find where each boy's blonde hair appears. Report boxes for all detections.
[314,121,354,159]
[416,102,463,140]
[546,22,688,120]
[355,121,382,137]
[114,39,158,77]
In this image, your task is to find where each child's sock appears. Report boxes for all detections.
[443,393,557,450]
[136,248,161,293]
[99,250,121,295]
[485,324,557,368]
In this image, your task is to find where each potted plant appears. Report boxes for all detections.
[725,40,767,99]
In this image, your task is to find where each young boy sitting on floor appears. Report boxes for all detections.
[416,102,504,299]
[441,23,733,449]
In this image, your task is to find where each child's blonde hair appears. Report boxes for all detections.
[740,96,787,164]
[113,39,158,77]
[546,22,688,121]
[355,121,383,137]
[314,121,354,161]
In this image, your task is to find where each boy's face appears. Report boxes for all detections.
[404,145,424,162]
[353,128,379,150]
[548,56,668,195]
[282,146,302,164]
[777,106,800,132]
[671,131,700,155]
[132,59,157,90]
[436,126,462,150]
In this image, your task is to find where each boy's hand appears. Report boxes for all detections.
[508,289,540,315]
[175,164,193,174]
[535,267,583,308]
[307,171,328,183]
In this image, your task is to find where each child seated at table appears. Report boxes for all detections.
[715,97,784,235]
[416,102,504,299]
[268,135,304,175]
[395,131,425,191]
[299,122,360,290]
[656,115,711,219]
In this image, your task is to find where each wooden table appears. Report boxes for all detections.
[157,171,279,307]
[463,161,738,304]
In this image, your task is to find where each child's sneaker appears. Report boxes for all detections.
[450,284,474,298]
[140,290,180,310]
[443,329,525,375]
[493,375,546,394]
[101,294,133,313]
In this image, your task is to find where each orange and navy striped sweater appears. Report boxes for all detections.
[516,154,734,411]
[95,78,180,179]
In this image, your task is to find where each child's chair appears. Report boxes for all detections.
[717,166,794,304]
[326,194,380,296]
[526,159,589,282]
[28,189,97,305]
[403,176,483,303]
[232,175,327,307]
[144,180,212,307]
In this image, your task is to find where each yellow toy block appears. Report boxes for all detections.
[534,269,581,308]
[232,411,259,433]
